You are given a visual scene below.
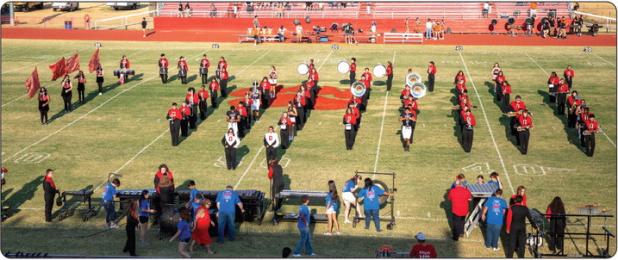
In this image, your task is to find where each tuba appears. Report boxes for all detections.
[406,72,422,86]
[410,82,427,99]
[350,81,367,97]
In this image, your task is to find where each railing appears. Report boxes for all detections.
[93,10,157,30]
[573,10,616,33]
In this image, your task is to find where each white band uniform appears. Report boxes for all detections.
[402,125,412,139]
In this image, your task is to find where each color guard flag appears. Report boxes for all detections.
[25,67,41,98]
[65,53,80,74]
[88,48,100,73]
[49,57,66,81]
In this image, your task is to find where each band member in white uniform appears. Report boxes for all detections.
[268,65,278,85]
[278,112,292,149]
[400,107,417,151]
[221,128,240,170]
[263,126,280,162]
[251,87,262,120]
[342,174,363,224]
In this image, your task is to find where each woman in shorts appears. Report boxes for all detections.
[324,180,341,235]
[138,190,156,245]
[169,210,192,258]
[342,174,363,224]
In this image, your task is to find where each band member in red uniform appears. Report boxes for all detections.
[566,90,582,128]
[400,107,417,151]
[294,90,306,130]
[209,78,220,108]
[403,95,420,113]
[400,84,411,103]
[178,56,189,84]
[343,107,358,150]
[495,71,506,102]
[197,85,209,120]
[309,68,319,109]
[455,79,467,95]
[491,63,501,81]
[167,102,182,146]
[120,55,131,69]
[583,114,599,157]
[264,126,280,162]
[279,112,293,149]
[218,56,228,71]
[516,110,533,154]
[220,67,229,98]
[185,88,199,129]
[242,92,254,127]
[427,61,436,92]
[362,68,373,100]
[556,79,569,115]
[349,57,357,86]
[75,70,87,103]
[38,87,50,125]
[221,128,240,170]
[237,102,248,138]
[308,58,315,71]
[199,54,210,85]
[454,70,466,85]
[547,71,560,103]
[461,109,476,153]
[563,65,575,89]
[96,65,104,95]
[159,53,169,83]
[349,101,361,131]
[260,77,272,109]
[60,75,73,112]
[509,95,527,136]
[386,61,394,91]
[501,80,512,111]
[577,106,590,145]
[43,169,58,222]
[359,75,370,111]
[180,102,191,137]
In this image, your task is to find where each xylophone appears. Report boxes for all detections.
[466,182,500,198]
[57,189,97,222]
[116,189,157,210]
[464,182,500,237]
[273,190,330,225]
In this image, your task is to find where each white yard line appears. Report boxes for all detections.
[458,52,515,194]
[2,95,26,107]
[525,52,617,148]
[2,75,158,164]
[234,146,265,189]
[592,52,617,68]
[372,50,396,177]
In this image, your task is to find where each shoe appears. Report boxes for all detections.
[323,232,332,236]
[376,229,382,232]
[110,223,119,229]
[310,253,317,256]
[493,247,500,251]
[292,254,301,257]
[335,232,341,235]
[99,92,102,96]
[344,220,351,224]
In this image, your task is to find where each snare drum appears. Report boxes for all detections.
[337,61,350,74]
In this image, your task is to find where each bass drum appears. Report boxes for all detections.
[372,180,390,209]
[159,206,180,236]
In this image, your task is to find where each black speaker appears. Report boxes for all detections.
[159,206,180,235]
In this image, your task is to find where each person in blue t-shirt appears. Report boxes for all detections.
[138,190,156,244]
[216,185,245,243]
[185,180,201,220]
[324,180,341,235]
[482,189,507,250]
[293,195,315,257]
[342,174,363,224]
[169,210,192,258]
[102,177,120,229]
[358,178,390,232]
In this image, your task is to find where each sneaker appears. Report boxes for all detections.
[99,92,102,96]
[335,232,341,235]
[292,254,301,257]
[110,223,119,229]
[309,253,317,256]
[344,220,351,224]
[493,247,500,251]
[323,232,332,236]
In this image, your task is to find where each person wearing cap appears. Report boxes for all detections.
[216,185,245,243]
[292,195,315,257]
[102,177,120,228]
[167,103,182,146]
[43,169,58,222]
[409,232,437,258]
[481,189,507,251]
[448,177,471,241]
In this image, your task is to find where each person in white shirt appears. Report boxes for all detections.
[296,24,303,43]
[425,19,433,39]
[221,128,240,170]
[264,126,281,162]
[277,26,287,42]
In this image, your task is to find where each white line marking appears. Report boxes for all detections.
[2,95,26,107]
[2,75,158,163]
[526,52,617,148]
[372,50,396,177]
[317,49,334,71]
[592,53,617,68]
[234,146,264,189]
[458,52,515,194]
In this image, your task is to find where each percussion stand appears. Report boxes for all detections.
[353,171,397,230]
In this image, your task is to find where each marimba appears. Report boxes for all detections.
[57,189,97,221]
[273,190,329,225]
[464,182,500,237]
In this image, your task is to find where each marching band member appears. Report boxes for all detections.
[577,106,591,145]
[566,90,582,128]
[349,57,357,86]
[294,89,306,130]
[287,102,298,137]
[400,84,411,104]
[362,68,373,100]
[279,112,293,149]
[243,92,254,127]
[226,105,240,137]
[305,77,316,110]
[461,109,476,153]
[119,55,130,84]
[38,87,50,125]
[309,68,319,109]
[260,77,272,109]
[516,110,533,154]
[264,126,280,162]
[501,80,512,111]
[251,87,262,120]
[342,174,363,224]
[221,128,240,170]
[556,79,569,115]
[509,95,527,137]
[220,67,229,98]
[159,54,169,83]
[269,65,278,85]
[495,71,506,102]
[167,103,182,146]
[582,114,599,157]
[43,169,58,222]
[185,88,199,129]
[400,107,416,151]
[177,56,189,84]
[491,63,501,81]
[427,61,436,92]
[154,164,174,211]
[209,78,220,108]
[563,65,575,89]
[455,79,467,95]
[386,61,394,91]
[180,102,191,137]
[197,85,209,120]
[343,107,357,150]
[75,70,87,103]
[61,75,73,112]
[309,58,315,70]
[359,75,369,111]
[237,102,248,138]
[403,95,420,114]
[454,70,466,85]
[547,72,560,103]
[350,101,361,131]
[96,65,104,95]
[200,54,210,85]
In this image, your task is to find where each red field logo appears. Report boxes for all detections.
[227,85,352,110]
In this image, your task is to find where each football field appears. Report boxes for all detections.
[1,39,616,257]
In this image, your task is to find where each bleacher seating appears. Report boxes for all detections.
[371,2,484,19]
[493,2,570,19]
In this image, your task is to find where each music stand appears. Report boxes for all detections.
[352,171,397,230]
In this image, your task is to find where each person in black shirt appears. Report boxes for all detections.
[546,196,566,255]
[269,159,285,211]
[141,17,147,38]
[505,195,538,258]
[226,106,240,137]
[123,200,139,256]
[42,169,58,222]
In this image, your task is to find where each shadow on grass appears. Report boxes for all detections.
[3,176,43,218]
[449,95,465,152]
[537,89,586,154]
[54,184,96,221]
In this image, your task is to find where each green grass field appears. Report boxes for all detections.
[1,39,616,257]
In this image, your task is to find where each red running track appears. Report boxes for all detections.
[2,27,616,46]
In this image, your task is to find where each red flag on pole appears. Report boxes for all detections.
[65,53,80,74]
[49,57,67,81]
[25,67,41,98]
[88,48,100,73]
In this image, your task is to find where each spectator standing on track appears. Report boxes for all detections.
[448,178,471,241]
[482,189,507,251]
[404,17,410,33]
[141,17,147,38]
[178,3,184,17]
[184,3,192,17]
[425,18,433,39]
[409,232,437,258]
[414,17,421,33]
[253,15,260,29]
[483,2,490,18]
[277,26,286,42]
[83,14,91,29]
[295,23,303,43]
